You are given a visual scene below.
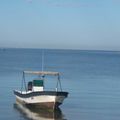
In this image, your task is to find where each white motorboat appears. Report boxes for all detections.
[14,71,68,110]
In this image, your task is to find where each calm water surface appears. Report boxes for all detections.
[0,48,120,120]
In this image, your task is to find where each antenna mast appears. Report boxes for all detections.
[41,49,44,72]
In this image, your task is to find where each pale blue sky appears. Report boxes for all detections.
[0,0,120,50]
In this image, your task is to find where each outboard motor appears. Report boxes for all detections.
[28,81,32,91]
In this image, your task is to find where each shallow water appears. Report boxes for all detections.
[1,48,120,120]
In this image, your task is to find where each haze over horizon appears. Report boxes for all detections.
[0,0,120,51]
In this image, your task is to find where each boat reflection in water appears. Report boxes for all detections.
[14,101,66,120]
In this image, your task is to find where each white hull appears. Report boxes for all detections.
[16,95,65,104]
[14,90,68,109]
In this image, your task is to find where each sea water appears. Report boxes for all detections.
[0,48,120,120]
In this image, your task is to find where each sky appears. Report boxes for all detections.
[0,0,120,50]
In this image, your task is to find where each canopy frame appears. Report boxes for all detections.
[23,71,60,76]
[21,71,62,93]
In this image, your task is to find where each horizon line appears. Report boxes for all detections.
[0,47,120,52]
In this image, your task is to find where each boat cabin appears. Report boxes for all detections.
[27,79,44,92]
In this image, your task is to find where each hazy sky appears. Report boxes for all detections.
[0,0,120,50]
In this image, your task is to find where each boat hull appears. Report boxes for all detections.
[14,90,68,110]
